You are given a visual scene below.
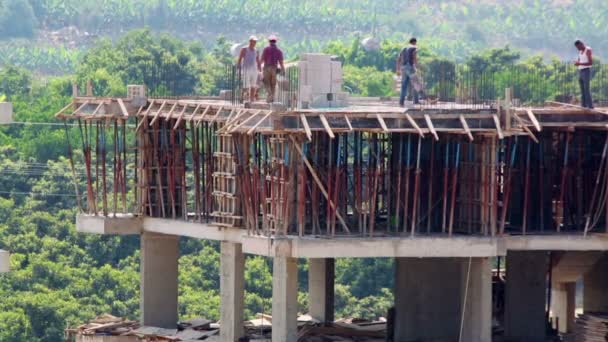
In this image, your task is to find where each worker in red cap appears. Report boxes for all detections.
[261,34,285,103]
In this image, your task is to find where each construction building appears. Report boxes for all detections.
[57,53,608,341]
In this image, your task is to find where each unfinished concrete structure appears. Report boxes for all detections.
[57,56,608,340]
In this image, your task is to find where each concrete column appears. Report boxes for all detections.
[220,242,245,341]
[394,257,491,342]
[140,232,179,328]
[551,282,576,333]
[272,257,298,342]
[584,253,608,312]
[308,258,335,323]
[460,257,493,342]
[504,251,547,341]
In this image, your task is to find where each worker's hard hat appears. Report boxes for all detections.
[249,35,258,42]
[268,34,278,42]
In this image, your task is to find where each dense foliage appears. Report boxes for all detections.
[0,0,607,71]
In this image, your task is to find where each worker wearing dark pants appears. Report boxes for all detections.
[575,40,594,109]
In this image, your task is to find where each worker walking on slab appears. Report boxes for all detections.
[574,40,594,109]
[261,34,285,103]
[238,35,262,103]
[397,37,421,106]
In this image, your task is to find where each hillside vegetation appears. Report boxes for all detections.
[0,0,607,62]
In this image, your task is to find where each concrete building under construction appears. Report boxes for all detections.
[57,53,608,341]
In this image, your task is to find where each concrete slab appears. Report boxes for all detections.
[291,236,500,258]
[506,234,608,251]
[551,251,603,283]
[76,214,142,235]
[0,249,9,273]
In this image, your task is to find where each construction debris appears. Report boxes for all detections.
[66,314,386,342]
[65,314,219,341]
[572,313,608,342]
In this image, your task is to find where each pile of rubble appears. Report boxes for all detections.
[65,314,218,341]
[571,312,608,342]
[66,313,386,341]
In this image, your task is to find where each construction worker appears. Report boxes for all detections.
[397,37,420,106]
[237,35,261,102]
[574,40,594,109]
[261,34,285,103]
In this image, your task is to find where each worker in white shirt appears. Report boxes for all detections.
[574,40,594,109]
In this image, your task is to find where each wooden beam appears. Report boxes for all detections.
[376,113,389,132]
[150,101,174,126]
[344,115,353,131]
[117,98,129,118]
[525,109,542,132]
[54,102,74,119]
[290,135,350,234]
[191,105,211,122]
[228,110,263,132]
[171,105,188,128]
[512,114,539,143]
[175,103,199,129]
[136,100,160,132]
[424,114,438,141]
[319,114,335,138]
[546,100,608,116]
[459,115,474,141]
[492,114,504,139]
[73,101,90,116]
[300,114,312,141]
[206,106,224,126]
[247,111,274,135]
[405,113,424,138]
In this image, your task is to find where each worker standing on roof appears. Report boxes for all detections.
[261,34,285,103]
[397,37,421,106]
[238,35,261,103]
[574,40,594,109]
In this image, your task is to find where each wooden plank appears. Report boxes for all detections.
[247,111,274,135]
[526,109,542,132]
[191,105,211,122]
[459,115,474,141]
[171,105,188,128]
[405,112,425,138]
[73,100,90,116]
[228,110,263,132]
[319,114,335,138]
[344,115,353,131]
[512,113,539,143]
[116,98,129,117]
[300,114,312,141]
[290,136,350,233]
[376,113,389,132]
[424,114,439,141]
[546,100,608,116]
[151,102,176,126]
[492,114,504,139]
[136,100,159,131]
[54,102,74,118]
[206,106,224,126]
[175,103,199,129]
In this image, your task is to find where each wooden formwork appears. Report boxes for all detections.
[57,96,608,238]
